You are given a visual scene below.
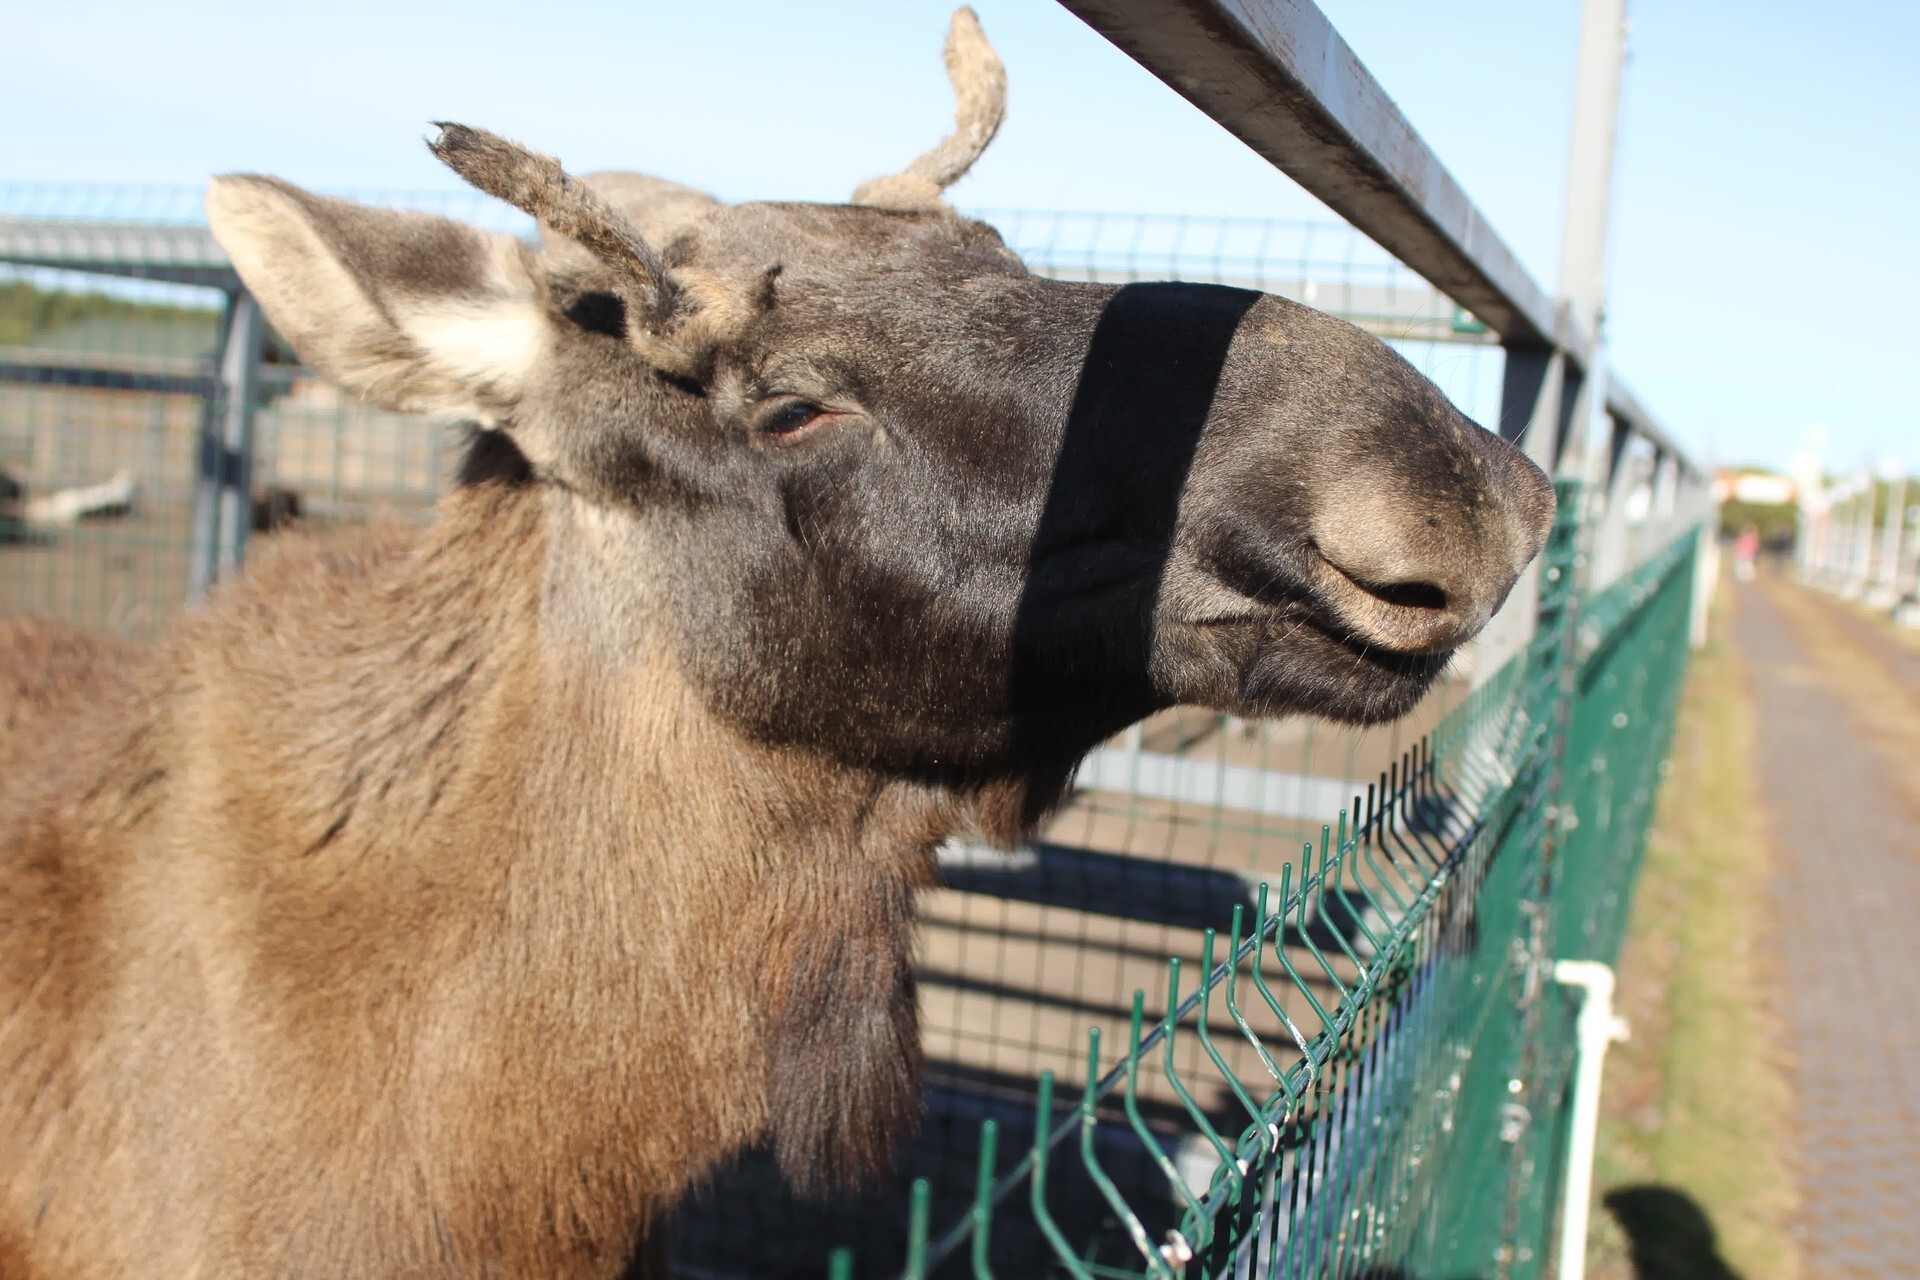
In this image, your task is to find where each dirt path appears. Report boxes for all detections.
[1735,574,1920,1278]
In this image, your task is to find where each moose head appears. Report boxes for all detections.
[206,8,1553,835]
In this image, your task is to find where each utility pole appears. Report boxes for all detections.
[1559,0,1628,344]
[1561,0,1636,593]
[1472,0,1633,680]
[1543,12,1635,1280]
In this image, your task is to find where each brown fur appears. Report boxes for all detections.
[0,476,968,1278]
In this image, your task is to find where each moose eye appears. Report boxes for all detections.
[563,291,626,338]
[757,399,828,441]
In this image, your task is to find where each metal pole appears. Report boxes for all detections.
[1540,7,1633,1270]
[1557,0,1628,579]
[216,290,263,579]
[1814,480,1840,583]
[1878,475,1905,591]
[189,299,235,604]
[1834,485,1848,581]
[1896,498,1912,602]
[1469,0,1626,682]
[190,288,264,604]
[1829,485,1848,584]
[1853,479,1875,589]
[1558,0,1628,345]
[1466,343,1569,685]
[1689,523,1715,648]
[1590,414,1637,594]
[1551,961,1630,1280]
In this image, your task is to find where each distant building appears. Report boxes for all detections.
[1712,469,1795,507]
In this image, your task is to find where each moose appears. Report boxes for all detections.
[0,11,1553,1278]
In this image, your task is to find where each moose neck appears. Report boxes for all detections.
[185,473,949,1263]
[211,471,953,934]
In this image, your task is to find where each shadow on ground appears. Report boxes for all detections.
[1604,1185,1742,1280]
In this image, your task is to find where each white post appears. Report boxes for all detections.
[1814,493,1829,581]
[1469,0,1631,686]
[1833,485,1854,583]
[1815,477,1850,587]
[1795,494,1813,580]
[1558,0,1628,337]
[1553,961,1631,1280]
[1689,523,1716,648]
[1853,480,1876,590]
[1879,475,1906,589]
[1864,472,1907,608]
[1907,499,1920,596]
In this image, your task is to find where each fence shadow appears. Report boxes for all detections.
[1603,1184,1743,1280]
[664,1060,1213,1279]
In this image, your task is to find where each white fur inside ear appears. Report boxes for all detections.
[394,235,546,417]
[206,176,547,421]
[398,300,547,407]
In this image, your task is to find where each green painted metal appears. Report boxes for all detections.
[863,482,1700,1279]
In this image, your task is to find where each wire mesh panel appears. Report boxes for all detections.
[0,190,1696,1280]
[0,186,527,635]
[699,490,1695,1280]
[0,266,215,633]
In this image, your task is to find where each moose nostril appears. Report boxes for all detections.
[1310,539,1458,618]
[1361,579,1449,612]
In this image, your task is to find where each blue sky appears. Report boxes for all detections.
[4,0,1913,473]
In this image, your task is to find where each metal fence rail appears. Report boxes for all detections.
[1794,469,1920,626]
[820,2,1713,1275]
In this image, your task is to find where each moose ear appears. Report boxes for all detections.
[205,175,545,421]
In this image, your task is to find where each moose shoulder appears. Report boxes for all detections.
[0,10,1553,1278]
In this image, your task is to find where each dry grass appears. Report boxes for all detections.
[1849,598,1920,655]
[1584,582,1800,1280]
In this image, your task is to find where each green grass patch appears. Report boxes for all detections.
[0,278,218,347]
[1583,588,1798,1280]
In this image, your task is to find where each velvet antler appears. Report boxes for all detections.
[851,8,1007,212]
[430,123,675,319]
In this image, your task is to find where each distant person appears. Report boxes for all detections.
[1766,526,1794,573]
[1734,523,1760,582]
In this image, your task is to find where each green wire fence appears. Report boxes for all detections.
[802,489,1697,1280]
[0,191,1702,1280]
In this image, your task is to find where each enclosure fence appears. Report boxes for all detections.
[803,486,1702,1280]
[1793,468,1919,626]
[2,2,1712,1276]
[0,197,1705,1278]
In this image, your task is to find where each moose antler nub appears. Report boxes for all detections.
[429,122,675,318]
[851,7,1007,212]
